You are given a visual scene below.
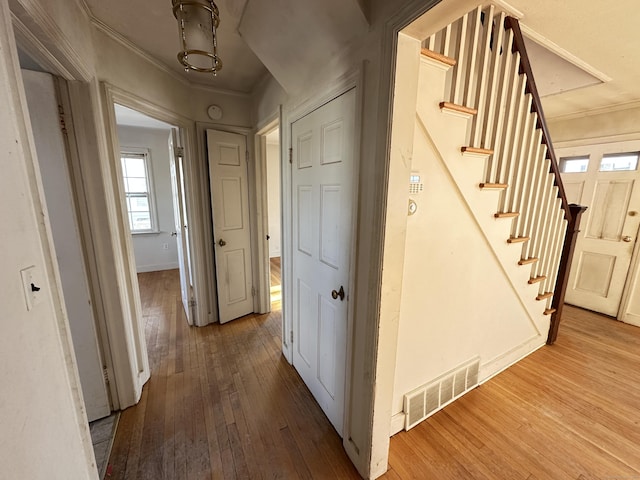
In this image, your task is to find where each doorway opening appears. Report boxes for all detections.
[264,127,282,310]
[113,105,194,326]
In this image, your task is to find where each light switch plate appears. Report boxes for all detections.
[20,265,42,311]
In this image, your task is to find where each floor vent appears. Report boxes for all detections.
[403,357,480,431]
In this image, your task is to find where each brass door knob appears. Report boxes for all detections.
[331,286,345,301]
[623,235,632,243]
[218,238,227,247]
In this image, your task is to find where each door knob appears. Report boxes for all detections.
[171,231,177,237]
[218,238,227,247]
[331,285,345,301]
[623,235,633,243]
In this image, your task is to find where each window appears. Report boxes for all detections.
[599,152,639,172]
[121,150,157,233]
[559,155,590,173]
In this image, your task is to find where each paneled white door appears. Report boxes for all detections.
[207,130,254,323]
[291,89,356,436]
[559,143,640,317]
[169,128,192,324]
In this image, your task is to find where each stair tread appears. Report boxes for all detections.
[528,275,547,284]
[495,212,520,218]
[507,236,530,244]
[421,48,457,66]
[544,308,557,316]
[536,292,554,301]
[461,146,494,156]
[440,102,478,116]
[518,257,539,265]
[480,183,508,190]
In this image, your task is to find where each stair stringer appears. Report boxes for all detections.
[415,56,550,337]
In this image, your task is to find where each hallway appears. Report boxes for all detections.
[107,269,359,479]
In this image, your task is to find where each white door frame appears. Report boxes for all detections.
[101,84,209,328]
[254,115,281,316]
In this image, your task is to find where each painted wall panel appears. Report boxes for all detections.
[266,142,281,258]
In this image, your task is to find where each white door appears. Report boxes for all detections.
[559,144,640,317]
[207,130,254,323]
[291,89,357,436]
[169,129,192,323]
[22,70,111,421]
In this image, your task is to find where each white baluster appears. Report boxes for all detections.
[463,6,483,109]
[452,13,469,105]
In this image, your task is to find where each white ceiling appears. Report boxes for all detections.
[508,0,640,118]
[82,0,640,119]
[83,0,267,93]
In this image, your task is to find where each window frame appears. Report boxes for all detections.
[120,147,159,235]
[598,151,640,172]
[559,155,590,174]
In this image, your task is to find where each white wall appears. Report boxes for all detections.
[0,0,97,476]
[392,120,541,414]
[266,141,281,258]
[117,125,179,272]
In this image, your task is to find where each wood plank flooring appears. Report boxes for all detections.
[107,269,359,479]
[384,305,640,480]
[109,271,640,480]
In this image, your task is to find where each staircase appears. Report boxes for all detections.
[415,5,572,327]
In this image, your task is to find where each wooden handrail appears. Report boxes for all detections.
[547,204,588,344]
[505,16,572,224]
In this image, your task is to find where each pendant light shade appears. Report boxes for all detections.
[172,0,223,74]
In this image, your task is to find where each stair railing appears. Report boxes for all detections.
[423,7,586,341]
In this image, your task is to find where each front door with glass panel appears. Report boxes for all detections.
[559,141,640,317]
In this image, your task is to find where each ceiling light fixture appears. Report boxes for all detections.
[172,0,223,74]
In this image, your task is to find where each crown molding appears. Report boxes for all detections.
[547,99,640,123]
[90,16,250,98]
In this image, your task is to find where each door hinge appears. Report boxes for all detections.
[57,104,67,134]
[251,286,256,297]
[290,330,294,343]
[103,367,110,384]
[175,146,184,157]
[189,299,197,307]
[289,147,293,164]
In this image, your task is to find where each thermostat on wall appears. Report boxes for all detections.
[207,104,223,120]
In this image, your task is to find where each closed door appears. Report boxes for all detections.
[559,144,640,317]
[291,89,356,436]
[207,130,254,323]
[169,128,192,323]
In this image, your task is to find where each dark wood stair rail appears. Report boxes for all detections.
[505,16,587,343]
[547,204,588,344]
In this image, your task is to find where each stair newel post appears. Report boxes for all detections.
[547,204,588,344]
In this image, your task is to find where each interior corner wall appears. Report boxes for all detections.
[117,125,179,272]
[391,119,542,415]
[266,141,281,257]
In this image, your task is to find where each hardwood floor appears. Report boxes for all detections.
[109,273,640,479]
[107,269,359,479]
[269,257,281,288]
[383,305,640,480]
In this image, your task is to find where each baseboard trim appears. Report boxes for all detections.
[136,263,179,273]
[390,412,406,436]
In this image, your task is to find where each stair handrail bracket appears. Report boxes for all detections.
[504,16,571,224]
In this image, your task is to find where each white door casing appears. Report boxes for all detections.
[559,142,640,317]
[207,129,254,323]
[291,89,356,436]
[169,128,192,323]
[22,70,111,421]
